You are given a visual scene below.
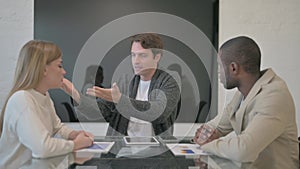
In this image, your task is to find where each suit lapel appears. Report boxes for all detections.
[230,69,275,134]
[229,94,244,133]
[234,84,263,134]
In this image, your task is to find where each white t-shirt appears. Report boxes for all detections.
[127,80,154,136]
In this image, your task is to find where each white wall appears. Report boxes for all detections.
[1,0,300,135]
[0,0,33,106]
[218,0,300,135]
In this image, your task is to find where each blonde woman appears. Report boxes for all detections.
[0,40,93,168]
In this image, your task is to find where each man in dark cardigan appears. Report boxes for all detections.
[64,33,181,136]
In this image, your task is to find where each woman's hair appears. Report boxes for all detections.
[0,40,62,136]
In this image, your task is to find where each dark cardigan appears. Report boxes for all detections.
[98,69,181,136]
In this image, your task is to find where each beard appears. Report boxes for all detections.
[223,83,235,90]
[223,77,238,90]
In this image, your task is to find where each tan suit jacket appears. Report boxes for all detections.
[202,69,299,169]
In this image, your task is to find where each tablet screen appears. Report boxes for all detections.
[75,142,115,153]
[159,136,178,141]
[123,136,159,145]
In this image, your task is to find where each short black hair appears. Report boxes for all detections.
[220,36,261,74]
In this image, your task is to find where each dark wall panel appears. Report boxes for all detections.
[34,0,219,123]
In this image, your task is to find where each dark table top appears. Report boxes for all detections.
[19,136,239,169]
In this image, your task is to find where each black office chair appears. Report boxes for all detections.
[175,96,181,120]
[195,101,208,123]
[61,102,79,122]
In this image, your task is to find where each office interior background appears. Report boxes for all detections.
[0,0,300,135]
[34,0,218,124]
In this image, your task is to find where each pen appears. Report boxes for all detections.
[83,131,94,143]
[88,136,94,143]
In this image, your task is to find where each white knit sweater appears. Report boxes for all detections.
[0,89,74,168]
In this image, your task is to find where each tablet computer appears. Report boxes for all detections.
[159,135,179,143]
[123,136,160,145]
[76,142,115,153]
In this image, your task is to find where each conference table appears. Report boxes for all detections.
[19,136,240,169]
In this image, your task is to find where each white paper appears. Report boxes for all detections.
[166,143,210,156]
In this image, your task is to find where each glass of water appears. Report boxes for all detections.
[196,124,214,144]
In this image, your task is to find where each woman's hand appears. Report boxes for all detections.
[73,132,93,151]
[69,130,94,141]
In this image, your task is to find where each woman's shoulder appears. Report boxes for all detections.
[5,90,35,116]
[9,90,33,104]
[11,90,30,98]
